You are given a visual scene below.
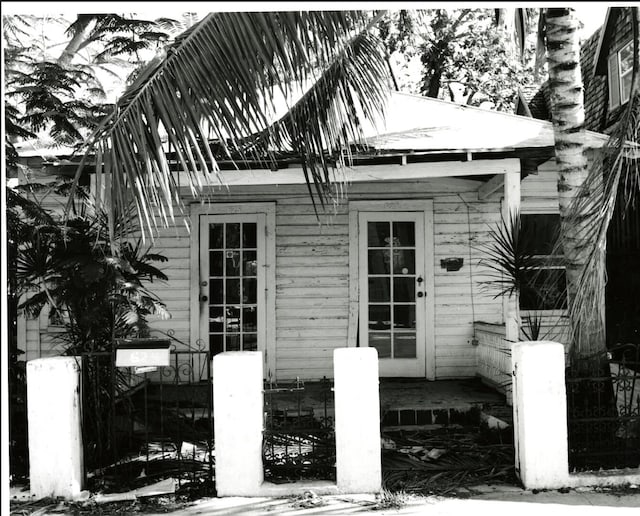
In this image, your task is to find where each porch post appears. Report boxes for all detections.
[503,169,521,347]
[334,348,381,493]
[213,351,264,496]
[27,357,84,499]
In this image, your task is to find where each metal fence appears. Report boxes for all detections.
[80,335,214,493]
[263,377,336,483]
[566,344,640,472]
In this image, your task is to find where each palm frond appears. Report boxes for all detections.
[69,11,390,239]
[476,210,538,299]
[559,85,640,355]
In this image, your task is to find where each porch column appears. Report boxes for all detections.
[334,348,381,493]
[27,357,84,499]
[213,351,264,496]
[503,170,521,345]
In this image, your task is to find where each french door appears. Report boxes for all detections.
[358,211,428,377]
[198,214,266,356]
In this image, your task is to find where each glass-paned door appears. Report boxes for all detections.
[359,212,426,377]
[199,214,266,356]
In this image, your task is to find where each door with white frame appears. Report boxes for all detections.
[357,208,434,378]
[197,212,268,359]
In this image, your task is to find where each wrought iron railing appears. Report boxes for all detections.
[80,332,214,493]
[566,343,640,472]
[263,377,336,483]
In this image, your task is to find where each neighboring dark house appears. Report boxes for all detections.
[518,7,640,347]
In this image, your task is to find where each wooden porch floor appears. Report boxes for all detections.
[264,377,511,428]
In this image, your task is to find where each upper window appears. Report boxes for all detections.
[519,214,567,311]
[608,41,633,109]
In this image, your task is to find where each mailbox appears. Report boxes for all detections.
[115,338,171,368]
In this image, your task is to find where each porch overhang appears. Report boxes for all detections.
[15,92,616,189]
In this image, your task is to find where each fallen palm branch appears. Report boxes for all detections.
[381,428,517,496]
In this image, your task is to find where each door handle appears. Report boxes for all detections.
[417,291,425,298]
[417,276,423,284]
[200,295,208,302]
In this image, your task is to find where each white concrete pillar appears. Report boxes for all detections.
[512,341,569,489]
[27,357,84,499]
[334,348,381,493]
[213,351,264,496]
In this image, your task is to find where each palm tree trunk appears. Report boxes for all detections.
[545,8,605,356]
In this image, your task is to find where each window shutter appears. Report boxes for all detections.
[608,52,620,108]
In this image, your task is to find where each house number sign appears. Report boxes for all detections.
[115,339,171,368]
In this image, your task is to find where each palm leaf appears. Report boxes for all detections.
[560,93,640,356]
[476,210,538,299]
[69,11,390,239]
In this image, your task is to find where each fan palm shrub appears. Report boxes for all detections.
[10,179,170,471]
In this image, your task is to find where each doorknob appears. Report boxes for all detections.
[417,276,423,284]
[200,295,208,302]
[417,291,425,298]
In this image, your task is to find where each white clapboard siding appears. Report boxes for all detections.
[24,162,567,382]
[265,177,503,379]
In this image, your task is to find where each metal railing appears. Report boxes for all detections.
[566,343,640,472]
[80,332,214,493]
[263,377,336,483]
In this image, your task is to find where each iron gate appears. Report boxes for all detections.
[263,377,336,483]
[566,344,640,471]
[81,334,214,493]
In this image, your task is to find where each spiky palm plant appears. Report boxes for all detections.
[478,210,568,341]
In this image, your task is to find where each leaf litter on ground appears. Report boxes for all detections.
[381,425,517,497]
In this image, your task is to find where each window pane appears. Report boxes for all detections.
[368,249,391,274]
[369,333,391,358]
[243,278,257,304]
[368,222,390,247]
[620,43,633,74]
[209,224,223,249]
[226,306,240,332]
[393,277,415,302]
[394,333,416,358]
[226,279,240,304]
[393,222,415,246]
[226,223,240,248]
[243,333,257,351]
[243,251,257,276]
[210,334,224,356]
[210,279,223,305]
[392,250,415,274]
[209,306,224,332]
[210,251,223,276]
[243,223,257,248]
[369,305,391,330]
[226,334,240,352]
[369,277,390,302]
[521,214,560,255]
[226,250,240,276]
[621,73,632,103]
[393,305,416,329]
[520,269,568,310]
[243,306,257,332]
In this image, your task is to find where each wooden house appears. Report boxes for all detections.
[17,92,610,386]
